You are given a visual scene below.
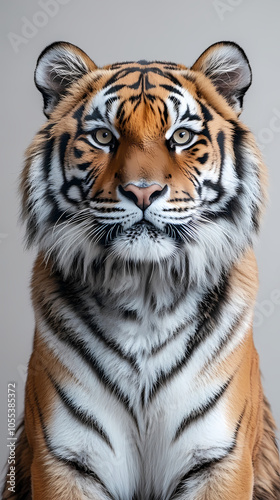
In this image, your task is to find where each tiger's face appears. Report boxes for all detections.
[22,42,265,281]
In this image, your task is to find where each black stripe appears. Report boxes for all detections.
[105,96,118,120]
[202,178,225,202]
[146,275,229,403]
[180,109,201,123]
[181,72,196,83]
[40,138,70,226]
[103,68,133,88]
[73,103,85,139]
[39,294,139,428]
[145,74,156,90]
[42,136,55,179]
[77,136,95,148]
[60,177,84,205]
[173,376,233,441]
[203,191,243,225]
[59,132,71,166]
[146,93,156,103]
[231,124,261,231]
[193,166,201,176]
[217,130,225,178]
[74,147,84,158]
[37,122,54,136]
[76,161,92,171]
[164,71,184,87]
[104,65,171,88]
[150,319,192,357]
[109,61,134,69]
[200,130,225,204]
[33,388,113,498]
[169,95,181,120]
[25,136,71,246]
[158,97,169,124]
[55,275,139,371]
[181,190,194,201]
[129,94,142,104]
[129,74,143,90]
[160,84,183,96]
[199,101,213,122]
[104,84,125,96]
[199,125,212,142]
[116,100,126,121]
[206,308,246,368]
[197,153,208,165]
[152,269,189,317]
[45,369,114,451]
[231,121,248,180]
[171,402,247,498]
[84,106,104,122]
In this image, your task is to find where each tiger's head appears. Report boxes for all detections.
[22,41,266,285]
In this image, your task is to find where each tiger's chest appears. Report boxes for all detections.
[45,311,234,500]
[49,371,232,500]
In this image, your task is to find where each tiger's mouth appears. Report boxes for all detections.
[96,218,186,248]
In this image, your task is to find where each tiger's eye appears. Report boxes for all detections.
[94,128,114,145]
[172,128,192,145]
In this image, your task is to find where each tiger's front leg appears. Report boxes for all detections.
[170,452,254,500]
[31,456,112,500]
[25,350,113,500]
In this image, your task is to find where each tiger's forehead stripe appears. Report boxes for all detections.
[83,63,203,140]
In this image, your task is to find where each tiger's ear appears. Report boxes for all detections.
[34,41,97,117]
[191,42,252,115]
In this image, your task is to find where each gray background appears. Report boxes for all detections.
[1,0,279,478]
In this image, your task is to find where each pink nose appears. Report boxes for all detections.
[120,183,165,210]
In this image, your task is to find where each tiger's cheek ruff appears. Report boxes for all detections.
[7,41,280,500]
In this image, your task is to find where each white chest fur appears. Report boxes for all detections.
[41,278,247,500]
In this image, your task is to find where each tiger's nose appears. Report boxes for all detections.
[119,184,167,210]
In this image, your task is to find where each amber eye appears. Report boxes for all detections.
[93,128,114,146]
[171,128,193,146]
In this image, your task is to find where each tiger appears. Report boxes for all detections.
[2,40,280,500]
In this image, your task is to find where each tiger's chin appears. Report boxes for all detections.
[108,222,179,263]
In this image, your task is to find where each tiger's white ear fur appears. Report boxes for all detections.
[192,42,252,115]
[35,41,97,117]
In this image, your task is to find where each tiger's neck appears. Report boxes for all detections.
[32,249,257,375]
[40,246,231,314]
